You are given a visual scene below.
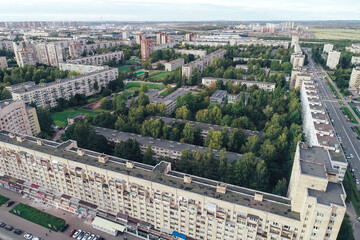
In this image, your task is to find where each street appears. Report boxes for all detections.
[304,49,360,239]
[0,188,142,240]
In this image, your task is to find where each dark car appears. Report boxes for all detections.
[69,229,77,237]
[7,201,15,207]
[0,222,5,228]
[4,225,13,231]
[357,136,360,140]
[14,229,23,235]
[60,224,69,232]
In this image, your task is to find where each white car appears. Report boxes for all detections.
[23,233,32,240]
[356,179,359,185]
[350,154,354,158]
[32,238,42,240]
[73,230,82,238]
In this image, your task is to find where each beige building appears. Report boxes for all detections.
[290,69,311,89]
[13,42,37,67]
[351,56,360,66]
[202,77,276,91]
[59,63,108,74]
[349,67,360,90]
[0,41,14,51]
[0,56,7,69]
[34,42,64,67]
[67,51,123,66]
[326,51,341,69]
[291,35,300,48]
[69,41,124,59]
[10,68,118,107]
[291,54,305,69]
[164,59,184,71]
[0,132,346,240]
[174,49,207,58]
[323,44,334,53]
[0,100,40,136]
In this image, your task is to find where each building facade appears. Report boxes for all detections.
[0,56,7,69]
[202,77,276,91]
[291,54,305,69]
[351,56,360,66]
[164,59,184,71]
[10,68,118,107]
[0,132,346,240]
[349,67,360,90]
[141,39,154,62]
[67,51,123,66]
[323,44,334,53]
[326,51,341,69]
[174,49,207,58]
[0,100,40,136]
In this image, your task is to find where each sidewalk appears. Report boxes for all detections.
[0,188,142,240]
[346,202,360,240]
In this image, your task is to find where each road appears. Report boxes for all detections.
[304,49,360,239]
[0,188,142,240]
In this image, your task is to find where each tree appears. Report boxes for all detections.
[93,81,99,91]
[178,148,193,174]
[273,178,288,196]
[175,106,190,120]
[36,107,54,135]
[228,129,245,152]
[182,123,195,144]
[137,92,150,106]
[100,97,112,110]
[114,139,142,162]
[143,145,156,165]
[140,83,149,93]
[337,214,355,240]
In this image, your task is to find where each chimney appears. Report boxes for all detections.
[9,133,16,139]
[216,183,227,194]
[77,149,85,156]
[126,161,134,169]
[254,192,263,202]
[184,175,192,184]
[36,139,43,146]
[98,154,108,163]
[16,136,26,142]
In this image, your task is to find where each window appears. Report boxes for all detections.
[317,213,324,217]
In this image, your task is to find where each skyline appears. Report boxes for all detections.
[1,0,360,22]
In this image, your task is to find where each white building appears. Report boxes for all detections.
[174,49,207,58]
[164,59,184,71]
[351,56,360,65]
[349,67,360,90]
[326,51,341,69]
[323,44,334,53]
[202,77,276,91]
[291,35,300,48]
[0,57,7,69]
[59,63,108,74]
[67,51,123,66]
[290,54,305,69]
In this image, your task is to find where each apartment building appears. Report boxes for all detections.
[210,90,227,104]
[300,80,347,180]
[0,40,14,51]
[136,33,145,45]
[0,100,40,136]
[164,59,184,71]
[0,131,346,240]
[182,50,226,78]
[149,88,189,114]
[185,33,196,41]
[290,68,312,89]
[59,63,108,74]
[174,49,207,58]
[69,41,124,59]
[147,116,262,141]
[0,57,7,69]
[141,39,153,62]
[290,53,305,69]
[202,77,276,91]
[326,51,341,69]
[13,42,37,67]
[156,33,171,45]
[349,67,360,90]
[95,126,243,162]
[67,51,124,66]
[323,44,334,53]
[351,56,360,65]
[345,44,360,54]
[291,35,300,48]
[10,68,118,107]
[34,42,64,67]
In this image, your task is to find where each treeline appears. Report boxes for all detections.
[0,65,79,85]
[149,49,195,64]
[92,44,141,61]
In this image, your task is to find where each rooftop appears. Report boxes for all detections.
[0,131,299,220]
[150,88,189,104]
[202,77,276,87]
[210,90,227,100]
[308,182,345,207]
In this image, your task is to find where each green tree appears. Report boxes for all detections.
[337,214,354,240]
[182,123,195,144]
[100,97,112,110]
[273,178,288,196]
[140,83,149,92]
[36,107,54,135]
[143,145,156,165]
[175,106,190,120]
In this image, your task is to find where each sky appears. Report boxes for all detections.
[0,0,359,21]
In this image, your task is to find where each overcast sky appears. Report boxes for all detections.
[1,0,359,21]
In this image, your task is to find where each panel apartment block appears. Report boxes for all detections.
[202,77,276,91]
[67,51,124,66]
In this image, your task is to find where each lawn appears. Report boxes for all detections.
[150,71,172,81]
[136,71,146,76]
[51,107,108,127]
[10,203,66,231]
[310,28,360,40]
[118,65,141,72]
[160,90,169,97]
[0,194,9,206]
[342,106,358,124]
[343,169,360,216]
[348,102,360,119]
[326,81,340,99]
[125,82,165,91]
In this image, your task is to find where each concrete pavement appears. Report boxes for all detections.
[0,188,142,240]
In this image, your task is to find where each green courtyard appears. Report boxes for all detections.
[51,107,108,127]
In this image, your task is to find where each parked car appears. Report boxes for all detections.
[87,234,95,240]
[357,217,360,221]
[32,238,42,240]
[350,154,354,158]
[69,229,77,237]
[0,222,5,228]
[356,179,359,185]
[60,223,69,232]
[82,232,91,240]
[7,201,15,207]
[23,233,32,239]
[93,235,101,240]
[73,230,82,238]
[77,231,86,240]
[5,225,13,231]
[14,229,23,235]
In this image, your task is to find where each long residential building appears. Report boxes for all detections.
[349,67,360,90]
[0,100,40,136]
[9,68,118,107]
[0,40,14,51]
[202,77,276,91]
[59,63,108,74]
[290,68,312,89]
[174,49,207,58]
[182,50,226,78]
[149,88,189,114]
[0,131,346,240]
[69,41,125,59]
[147,116,262,140]
[67,51,123,66]
[164,59,184,71]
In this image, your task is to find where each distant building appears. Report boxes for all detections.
[59,63,108,74]
[0,41,14,51]
[0,100,40,136]
[202,77,276,91]
[291,34,300,48]
[346,44,360,54]
[290,54,305,69]
[326,51,341,69]
[156,33,171,45]
[174,49,207,58]
[0,57,7,69]
[323,44,334,53]
[349,67,360,90]
[351,56,360,66]
[13,42,36,67]
[185,33,196,41]
[140,39,153,62]
[210,90,227,104]
[164,58,184,71]
[135,33,145,45]
[149,88,189,114]
[67,51,123,66]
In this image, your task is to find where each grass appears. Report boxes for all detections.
[125,82,165,90]
[354,126,360,137]
[342,106,358,124]
[150,71,172,81]
[343,169,360,216]
[51,107,108,127]
[160,90,169,97]
[0,194,9,206]
[118,65,141,72]
[326,81,340,99]
[348,102,360,119]
[10,203,66,231]
[310,28,360,40]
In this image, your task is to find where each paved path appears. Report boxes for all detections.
[346,202,360,240]
[0,188,142,240]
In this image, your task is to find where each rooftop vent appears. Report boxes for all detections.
[36,139,44,146]
[184,175,192,184]
[9,133,16,139]
[301,143,309,150]
[216,183,227,194]
[77,149,85,156]
[126,161,134,169]
[254,192,263,202]
[98,154,109,163]
[16,136,26,142]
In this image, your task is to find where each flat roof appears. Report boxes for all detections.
[147,116,262,138]
[210,90,227,99]
[92,216,125,233]
[150,88,189,103]
[308,182,345,207]
[202,77,276,86]
[0,131,299,220]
